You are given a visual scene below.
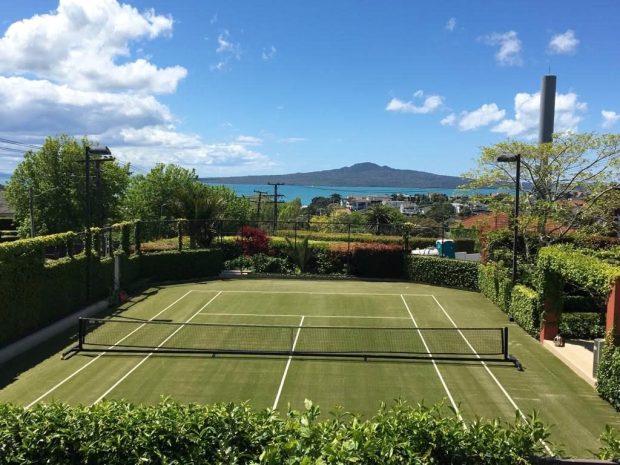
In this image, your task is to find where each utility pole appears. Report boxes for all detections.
[253,190,269,226]
[93,157,115,227]
[268,182,285,233]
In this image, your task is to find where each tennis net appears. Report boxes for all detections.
[74,317,511,362]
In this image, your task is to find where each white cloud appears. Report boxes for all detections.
[262,45,277,61]
[602,110,620,129]
[445,17,456,32]
[480,31,523,66]
[548,30,579,54]
[211,29,241,71]
[386,90,444,114]
[440,113,457,126]
[278,137,307,144]
[457,104,506,131]
[236,135,263,146]
[492,91,587,138]
[0,0,186,94]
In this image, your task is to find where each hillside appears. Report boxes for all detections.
[202,162,466,188]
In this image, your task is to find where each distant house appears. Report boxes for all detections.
[0,187,16,233]
[344,195,389,211]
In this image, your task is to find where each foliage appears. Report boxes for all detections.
[5,135,130,236]
[464,133,620,244]
[306,193,342,215]
[140,249,223,282]
[426,202,456,224]
[559,312,605,340]
[598,425,620,460]
[313,247,347,274]
[509,285,540,336]
[405,255,480,291]
[345,243,404,278]
[363,204,406,233]
[225,253,295,274]
[237,226,270,256]
[0,399,551,465]
[537,245,620,301]
[596,331,620,411]
[284,236,313,272]
[479,263,513,312]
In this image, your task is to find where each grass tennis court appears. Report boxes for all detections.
[1,278,619,456]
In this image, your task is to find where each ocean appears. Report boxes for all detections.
[205,183,497,205]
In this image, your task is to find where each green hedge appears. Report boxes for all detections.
[559,312,605,340]
[140,249,223,281]
[508,285,540,337]
[349,244,404,278]
[479,263,513,312]
[597,333,620,411]
[0,399,550,465]
[405,255,480,291]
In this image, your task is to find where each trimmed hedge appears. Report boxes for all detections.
[140,249,223,282]
[597,332,620,411]
[559,312,605,340]
[0,399,550,465]
[508,285,540,337]
[349,243,404,278]
[405,255,480,291]
[479,263,513,312]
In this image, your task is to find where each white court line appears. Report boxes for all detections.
[272,315,305,410]
[430,295,554,456]
[191,289,433,297]
[399,295,462,422]
[92,291,223,405]
[25,290,197,408]
[197,312,410,320]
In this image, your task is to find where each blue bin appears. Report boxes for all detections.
[435,239,455,259]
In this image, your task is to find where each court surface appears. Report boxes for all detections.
[1,278,618,456]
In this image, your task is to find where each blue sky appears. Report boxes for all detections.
[0,0,618,177]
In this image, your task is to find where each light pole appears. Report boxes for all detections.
[496,154,521,285]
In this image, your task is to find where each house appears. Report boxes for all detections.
[343,195,389,211]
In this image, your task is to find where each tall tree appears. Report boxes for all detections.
[5,135,130,236]
[464,133,620,243]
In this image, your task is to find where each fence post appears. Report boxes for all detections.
[294,221,298,247]
[347,223,351,274]
[134,220,142,255]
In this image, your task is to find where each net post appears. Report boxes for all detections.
[503,327,509,360]
[78,318,85,351]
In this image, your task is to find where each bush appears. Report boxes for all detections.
[597,332,620,411]
[479,263,513,312]
[559,312,605,340]
[508,285,540,336]
[329,242,404,278]
[0,399,550,465]
[405,255,480,291]
[237,226,270,255]
[140,249,223,282]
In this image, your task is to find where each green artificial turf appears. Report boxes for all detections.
[1,278,618,457]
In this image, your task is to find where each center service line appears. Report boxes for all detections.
[272,315,305,410]
[92,291,223,404]
[400,295,463,423]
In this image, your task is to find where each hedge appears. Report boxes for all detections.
[140,249,223,282]
[479,263,513,312]
[404,255,480,291]
[508,285,540,337]
[0,399,550,465]
[559,312,605,340]
[597,332,620,411]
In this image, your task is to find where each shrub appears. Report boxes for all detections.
[479,263,512,312]
[597,331,620,411]
[314,247,347,274]
[140,249,223,282]
[330,242,404,278]
[405,255,480,291]
[237,226,270,255]
[0,399,550,465]
[559,312,605,340]
[224,254,295,274]
[508,285,540,336]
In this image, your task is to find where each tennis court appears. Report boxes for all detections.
[1,279,619,456]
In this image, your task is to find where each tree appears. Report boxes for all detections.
[363,204,405,234]
[278,197,305,226]
[5,135,130,236]
[121,164,199,220]
[426,203,455,224]
[464,133,620,244]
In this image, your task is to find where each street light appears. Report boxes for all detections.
[496,154,521,285]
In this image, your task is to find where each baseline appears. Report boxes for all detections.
[191,289,433,297]
[92,292,223,404]
[25,290,196,408]
[399,295,462,421]
[196,311,409,320]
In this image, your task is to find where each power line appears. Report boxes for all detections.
[0,137,41,149]
[0,145,28,154]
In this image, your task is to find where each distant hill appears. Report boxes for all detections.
[202,162,466,188]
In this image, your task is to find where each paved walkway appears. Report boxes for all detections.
[543,339,597,387]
